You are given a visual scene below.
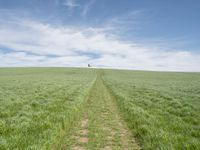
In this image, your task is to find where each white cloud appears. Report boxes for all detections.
[0,20,200,71]
[0,51,91,67]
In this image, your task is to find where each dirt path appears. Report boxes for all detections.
[54,71,140,150]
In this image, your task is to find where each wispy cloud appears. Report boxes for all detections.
[101,10,145,36]
[0,19,200,71]
[81,0,96,17]
[62,0,80,10]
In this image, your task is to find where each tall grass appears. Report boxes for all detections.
[0,68,95,150]
[103,70,200,150]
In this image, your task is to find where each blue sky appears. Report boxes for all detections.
[0,0,199,71]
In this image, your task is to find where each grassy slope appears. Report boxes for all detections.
[103,70,200,150]
[1,68,199,150]
[0,68,96,150]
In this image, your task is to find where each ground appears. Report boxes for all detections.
[53,71,140,150]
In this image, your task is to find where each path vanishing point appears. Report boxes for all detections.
[52,70,140,150]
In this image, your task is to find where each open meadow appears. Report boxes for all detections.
[0,68,96,149]
[103,70,200,149]
[0,68,200,150]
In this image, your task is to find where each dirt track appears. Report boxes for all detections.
[53,70,140,150]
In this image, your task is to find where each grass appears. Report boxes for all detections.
[0,68,199,150]
[55,70,139,149]
[103,69,200,149]
[0,68,96,150]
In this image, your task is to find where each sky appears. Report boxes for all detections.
[0,0,200,71]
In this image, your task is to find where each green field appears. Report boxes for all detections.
[103,70,200,149]
[0,68,200,150]
[0,68,96,149]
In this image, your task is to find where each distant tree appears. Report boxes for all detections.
[88,64,91,67]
